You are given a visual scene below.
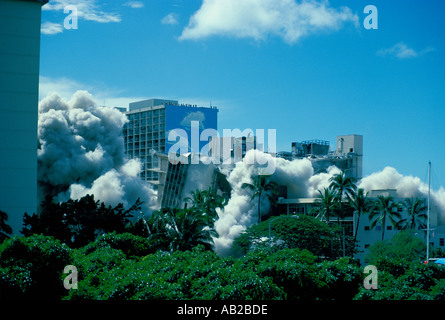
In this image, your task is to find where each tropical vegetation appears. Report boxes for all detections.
[0,171,442,300]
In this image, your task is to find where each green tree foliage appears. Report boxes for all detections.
[66,244,364,300]
[354,231,445,300]
[66,245,285,300]
[147,207,218,252]
[241,175,279,223]
[22,195,143,248]
[312,187,338,221]
[233,214,356,259]
[184,187,227,223]
[365,230,427,265]
[0,234,71,299]
[398,198,428,231]
[369,195,402,241]
[348,188,373,241]
[1,232,444,300]
[0,209,12,241]
[329,171,356,223]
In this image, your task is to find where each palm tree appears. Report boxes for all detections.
[313,187,338,222]
[241,175,279,224]
[184,189,207,209]
[148,207,217,252]
[369,195,402,241]
[398,198,427,231]
[184,187,227,222]
[329,171,356,223]
[348,188,372,241]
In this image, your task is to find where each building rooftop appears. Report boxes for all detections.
[23,0,49,4]
[128,98,218,112]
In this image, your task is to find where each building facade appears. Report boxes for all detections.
[0,0,47,235]
[123,99,218,185]
[355,189,445,264]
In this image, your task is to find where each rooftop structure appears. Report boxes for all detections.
[286,134,363,180]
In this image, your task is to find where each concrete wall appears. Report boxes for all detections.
[0,0,44,234]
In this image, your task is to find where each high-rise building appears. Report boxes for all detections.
[123,99,218,185]
[0,0,47,235]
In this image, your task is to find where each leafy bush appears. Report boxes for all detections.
[66,246,285,300]
[233,214,356,259]
[354,259,445,300]
[0,234,71,299]
[78,232,153,259]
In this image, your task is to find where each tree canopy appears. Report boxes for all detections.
[233,214,357,259]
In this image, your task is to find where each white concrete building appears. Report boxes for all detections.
[0,0,47,235]
[355,189,445,264]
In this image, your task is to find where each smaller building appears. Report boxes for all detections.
[284,134,363,180]
[356,189,445,264]
[208,135,264,165]
[276,188,445,264]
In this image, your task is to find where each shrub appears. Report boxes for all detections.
[0,234,71,299]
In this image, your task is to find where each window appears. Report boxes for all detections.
[440,238,445,247]
[387,226,392,231]
[364,226,370,231]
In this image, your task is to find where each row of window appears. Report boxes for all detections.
[126,147,166,157]
[125,117,166,127]
[124,123,166,135]
[125,139,166,148]
[125,132,166,142]
[140,171,159,180]
[128,109,165,120]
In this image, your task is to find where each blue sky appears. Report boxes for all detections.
[39,0,445,188]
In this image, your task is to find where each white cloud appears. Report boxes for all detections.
[41,21,64,35]
[123,1,145,9]
[180,111,206,129]
[162,13,179,25]
[179,0,358,44]
[39,76,146,109]
[43,0,121,24]
[377,42,434,59]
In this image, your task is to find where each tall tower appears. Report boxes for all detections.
[0,0,47,235]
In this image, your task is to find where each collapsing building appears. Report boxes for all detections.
[122,98,229,208]
[153,152,231,209]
